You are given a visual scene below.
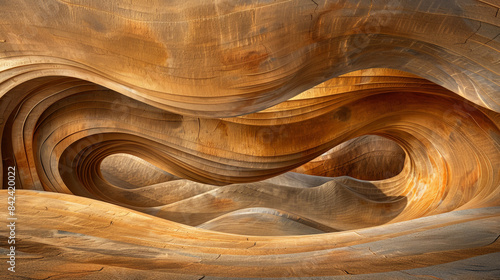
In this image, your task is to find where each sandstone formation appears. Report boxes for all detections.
[1,0,500,279]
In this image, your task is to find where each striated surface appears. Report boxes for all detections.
[1,0,500,279]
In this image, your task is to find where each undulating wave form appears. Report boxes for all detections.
[1,0,500,278]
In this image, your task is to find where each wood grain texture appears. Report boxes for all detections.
[1,0,500,279]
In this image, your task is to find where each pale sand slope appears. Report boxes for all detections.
[1,190,499,279]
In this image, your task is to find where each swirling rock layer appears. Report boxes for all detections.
[1,0,500,279]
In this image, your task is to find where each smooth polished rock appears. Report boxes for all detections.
[1,0,500,279]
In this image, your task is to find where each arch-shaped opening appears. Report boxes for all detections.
[99,153,179,189]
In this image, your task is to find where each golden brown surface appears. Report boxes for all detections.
[1,0,500,279]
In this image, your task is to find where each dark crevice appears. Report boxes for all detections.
[309,0,319,34]
[197,118,201,140]
[95,220,113,229]
[40,267,104,280]
[465,22,482,44]
[486,234,500,246]
[455,22,482,47]
[342,269,352,275]
[246,241,257,249]
[311,0,318,12]
[484,32,500,46]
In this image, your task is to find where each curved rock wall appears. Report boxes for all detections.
[1,0,500,279]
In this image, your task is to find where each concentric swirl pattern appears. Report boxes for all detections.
[1,0,500,279]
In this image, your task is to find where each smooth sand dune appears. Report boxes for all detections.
[1,190,499,279]
[196,207,331,236]
[1,0,500,278]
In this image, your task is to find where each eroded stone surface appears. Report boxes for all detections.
[1,0,500,278]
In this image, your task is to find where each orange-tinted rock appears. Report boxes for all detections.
[1,1,500,279]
